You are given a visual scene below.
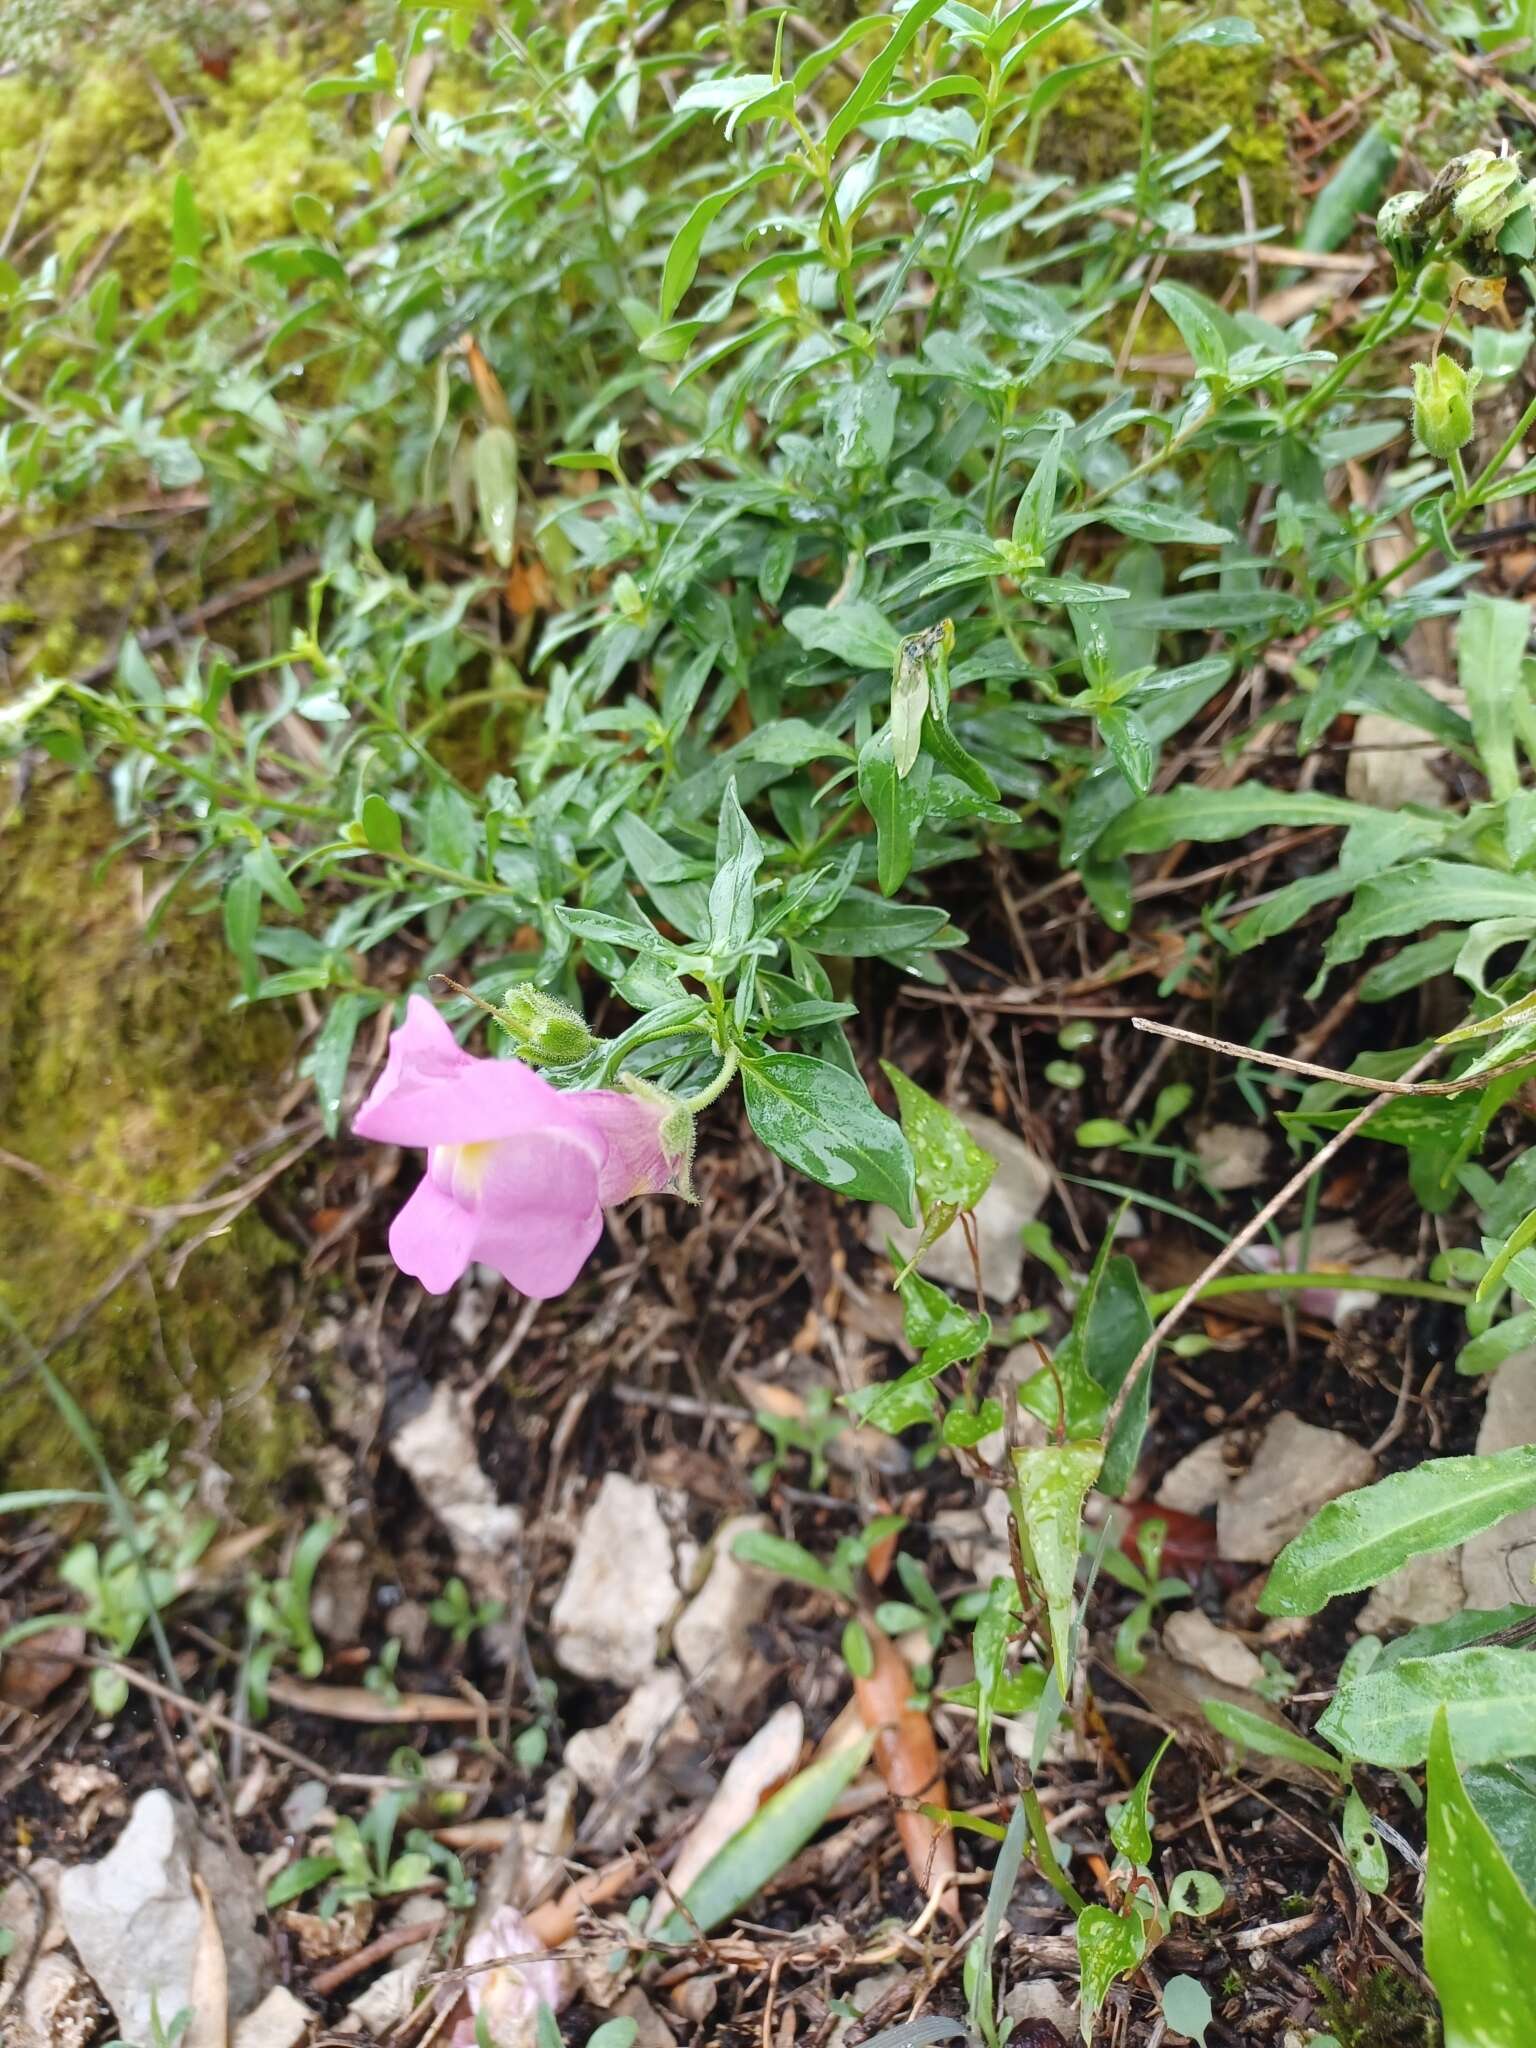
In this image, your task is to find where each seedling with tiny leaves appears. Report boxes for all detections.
[0,1448,216,1718]
[429,1575,507,1648]
[1098,1513,1191,1677]
[749,1385,849,1496]
[243,1517,336,1721]
[1074,1083,1217,1196]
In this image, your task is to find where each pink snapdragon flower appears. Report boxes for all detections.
[446,1906,567,2048]
[354,996,690,1299]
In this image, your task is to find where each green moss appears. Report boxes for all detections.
[0,776,308,1490]
[0,38,360,308]
[1033,14,1290,233]
[1311,1967,1442,2048]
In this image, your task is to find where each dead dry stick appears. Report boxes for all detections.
[1132,1014,1536,1097]
[1102,1037,1444,1442]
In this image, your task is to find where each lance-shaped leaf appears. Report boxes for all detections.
[652,1733,872,1941]
[1262,1447,1536,1618]
[1425,1707,1536,2048]
[1319,1648,1536,1768]
[1012,1439,1103,1684]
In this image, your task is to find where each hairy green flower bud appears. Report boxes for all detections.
[1412,354,1480,459]
[492,985,596,1064]
[1376,189,1428,273]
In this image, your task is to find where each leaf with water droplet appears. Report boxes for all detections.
[881,1063,997,1220]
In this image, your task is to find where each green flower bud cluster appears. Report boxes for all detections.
[1376,146,1536,280]
[487,984,596,1064]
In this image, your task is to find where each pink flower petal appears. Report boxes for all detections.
[353,995,573,1147]
[574,1089,677,1203]
[471,1130,606,1299]
[388,1177,481,1294]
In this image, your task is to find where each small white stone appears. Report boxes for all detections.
[56,1790,270,2042]
[673,1515,773,1703]
[1345,709,1447,811]
[1194,1122,1269,1193]
[1217,1413,1375,1566]
[866,1111,1051,1302]
[1164,1609,1267,1690]
[233,1986,314,2048]
[1157,1436,1233,1516]
[1358,1551,1466,1634]
[1462,1351,1536,1607]
[389,1382,521,1593]
[564,1670,687,1797]
[551,1474,679,1686]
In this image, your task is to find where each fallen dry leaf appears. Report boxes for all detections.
[647,1703,804,1931]
[184,1876,228,2048]
[853,1621,960,1922]
[0,1623,85,1712]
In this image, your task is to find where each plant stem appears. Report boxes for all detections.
[681,1043,740,1113]
[1147,1271,1471,1315]
[1022,1781,1089,1917]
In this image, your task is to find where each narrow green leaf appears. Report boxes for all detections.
[1108,1733,1173,1868]
[825,0,949,150]
[1012,1439,1102,1684]
[653,1735,873,1940]
[708,779,763,954]
[660,163,781,319]
[301,994,376,1139]
[1459,591,1530,803]
[730,1529,839,1594]
[971,1574,1018,1775]
[1201,1699,1346,1780]
[859,732,929,896]
[1261,1447,1536,1618]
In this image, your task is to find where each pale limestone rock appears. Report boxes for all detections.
[1345,710,1447,810]
[1157,1436,1233,1516]
[1217,1413,1375,1565]
[564,1670,687,1798]
[232,1987,314,2048]
[1164,1609,1266,1690]
[1462,1352,1536,1608]
[673,1515,773,1703]
[389,1382,521,1599]
[1194,1122,1269,1192]
[1358,1550,1467,1634]
[551,1474,678,1685]
[57,1790,269,2042]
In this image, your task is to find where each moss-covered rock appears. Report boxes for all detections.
[0,774,307,1488]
